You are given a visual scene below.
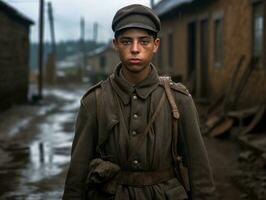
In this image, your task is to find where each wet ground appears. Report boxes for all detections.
[0,84,87,199]
[0,84,255,200]
[204,137,246,200]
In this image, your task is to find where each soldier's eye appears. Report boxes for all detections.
[120,40,131,45]
[140,39,151,45]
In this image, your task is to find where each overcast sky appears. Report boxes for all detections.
[3,0,161,43]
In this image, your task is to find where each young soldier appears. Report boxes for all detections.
[63,4,215,200]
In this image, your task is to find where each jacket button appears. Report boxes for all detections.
[133,160,139,164]
[133,114,138,119]
[133,95,137,100]
[132,131,137,136]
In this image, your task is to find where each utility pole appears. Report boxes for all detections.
[93,22,98,42]
[150,0,155,8]
[38,0,44,98]
[80,17,86,81]
[48,2,56,53]
[47,1,56,85]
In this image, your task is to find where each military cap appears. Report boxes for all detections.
[112,4,161,33]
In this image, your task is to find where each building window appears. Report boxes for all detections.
[252,1,264,58]
[168,33,173,67]
[214,18,223,67]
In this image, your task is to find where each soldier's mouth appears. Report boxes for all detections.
[129,59,141,64]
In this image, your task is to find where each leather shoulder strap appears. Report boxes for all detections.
[159,76,180,119]
[159,76,191,192]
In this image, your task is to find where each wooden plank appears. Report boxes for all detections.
[241,105,266,135]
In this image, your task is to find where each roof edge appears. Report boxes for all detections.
[154,0,194,17]
[0,1,34,25]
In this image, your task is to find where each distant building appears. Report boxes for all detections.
[0,1,33,111]
[86,42,119,82]
[154,0,265,108]
[57,54,80,71]
[56,53,83,83]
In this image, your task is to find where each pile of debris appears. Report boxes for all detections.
[232,135,266,200]
[201,56,266,200]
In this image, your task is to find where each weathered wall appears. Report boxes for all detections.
[0,11,30,111]
[155,0,266,108]
[155,14,187,80]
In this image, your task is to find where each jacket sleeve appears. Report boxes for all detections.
[62,92,98,200]
[178,94,216,200]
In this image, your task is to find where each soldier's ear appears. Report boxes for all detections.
[153,38,160,53]
[113,38,118,51]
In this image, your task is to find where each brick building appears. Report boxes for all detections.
[0,1,33,111]
[154,0,266,108]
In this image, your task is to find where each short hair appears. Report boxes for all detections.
[114,28,158,40]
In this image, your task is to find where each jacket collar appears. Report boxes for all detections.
[110,63,160,104]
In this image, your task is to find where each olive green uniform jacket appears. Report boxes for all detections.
[63,64,215,200]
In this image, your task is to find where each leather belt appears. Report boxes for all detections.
[114,168,176,187]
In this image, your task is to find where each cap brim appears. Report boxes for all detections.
[115,23,158,33]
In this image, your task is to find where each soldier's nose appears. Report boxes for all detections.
[131,41,140,54]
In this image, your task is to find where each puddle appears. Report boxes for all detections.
[36,104,56,116]
[0,87,83,199]
[22,141,69,183]
[22,112,75,183]
[6,103,57,138]
[62,99,80,112]
[14,190,63,200]
[44,89,80,101]
[8,117,32,137]
[46,89,82,112]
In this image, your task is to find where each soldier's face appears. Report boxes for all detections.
[113,28,160,74]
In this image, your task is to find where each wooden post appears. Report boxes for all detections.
[47,1,56,84]
[48,2,56,53]
[93,22,98,42]
[38,0,44,98]
[80,17,86,81]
